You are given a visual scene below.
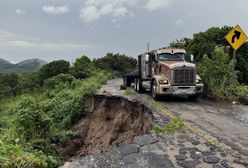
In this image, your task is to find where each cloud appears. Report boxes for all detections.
[6,40,90,50]
[80,6,99,23]
[146,0,171,11]
[0,29,91,50]
[79,0,132,23]
[16,9,26,15]
[43,6,70,15]
[175,19,183,27]
[79,0,172,22]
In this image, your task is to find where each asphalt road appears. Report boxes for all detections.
[139,85,248,158]
[62,78,248,168]
[106,78,248,156]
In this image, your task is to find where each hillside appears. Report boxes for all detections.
[0,58,46,73]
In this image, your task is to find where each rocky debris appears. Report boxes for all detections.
[233,158,248,167]
[190,138,201,146]
[220,151,228,157]
[201,150,216,156]
[190,152,201,160]
[117,144,139,156]
[175,154,187,161]
[220,159,230,168]
[231,144,241,151]
[240,148,248,156]
[133,134,158,147]
[213,164,225,168]
[231,151,241,158]
[179,148,187,155]
[203,156,220,164]
[177,159,200,168]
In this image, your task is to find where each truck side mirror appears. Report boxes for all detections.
[190,55,194,62]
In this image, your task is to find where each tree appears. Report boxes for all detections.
[16,72,40,94]
[0,73,19,97]
[236,43,248,84]
[44,74,76,89]
[169,38,191,49]
[70,56,95,79]
[198,46,238,99]
[187,26,232,62]
[169,38,192,61]
[93,53,137,76]
[38,60,70,85]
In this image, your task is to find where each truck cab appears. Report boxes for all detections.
[135,48,203,100]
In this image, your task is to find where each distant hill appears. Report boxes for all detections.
[0,58,47,74]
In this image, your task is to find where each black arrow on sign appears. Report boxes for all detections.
[232,30,241,43]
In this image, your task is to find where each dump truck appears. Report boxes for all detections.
[123,47,204,100]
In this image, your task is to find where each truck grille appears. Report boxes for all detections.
[173,68,195,85]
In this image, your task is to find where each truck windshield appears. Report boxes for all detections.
[157,53,185,61]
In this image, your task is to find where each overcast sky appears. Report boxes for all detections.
[0,0,247,63]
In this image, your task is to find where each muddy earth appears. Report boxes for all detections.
[60,95,152,160]
[61,79,248,168]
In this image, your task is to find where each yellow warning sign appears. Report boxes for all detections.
[225,25,248,51]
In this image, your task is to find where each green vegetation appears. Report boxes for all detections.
[197,46,238,100]
[152,101,162,110]
[93,53,137,76]
[124,87,135,95]
[0,53,135,167]
[0,72,110,167]
[71,56,95,79]
[170,26,248,101]
[153,117,185,134]
[38,60,70,85]
[235,86,248,98]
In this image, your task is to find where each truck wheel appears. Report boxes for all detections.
[188,95,199,101]
[151,80,159,100]
[135,78,145,93]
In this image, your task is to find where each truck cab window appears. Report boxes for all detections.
[157,53,185,61]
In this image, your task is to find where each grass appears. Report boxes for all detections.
[124,87,135,96]
[153,117,185,134]
[152,101,162,110]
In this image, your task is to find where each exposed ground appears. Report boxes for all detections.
[59,95,152,160]
[61,78,248,168]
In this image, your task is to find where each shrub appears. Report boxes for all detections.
[44,74,76,89]
[197,46,238,100]
[14,95,52,140]
[235,85,248,98]
[70,56,95,79]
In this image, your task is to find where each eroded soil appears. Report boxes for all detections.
[60,95,152,160]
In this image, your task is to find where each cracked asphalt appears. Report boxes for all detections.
[62,78,248,168]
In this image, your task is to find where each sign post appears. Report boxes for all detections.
[225,25,248,68]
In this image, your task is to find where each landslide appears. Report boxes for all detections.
[60,95,152,160]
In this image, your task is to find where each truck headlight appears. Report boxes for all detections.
[196,79,202,84]
[159,80,169,84]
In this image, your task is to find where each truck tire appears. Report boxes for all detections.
[188,94,199,101]
[135,78,145,93]
[151,80,159,100]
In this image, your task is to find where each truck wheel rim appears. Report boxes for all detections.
[137,79,139,91]
[152,85,156,98]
